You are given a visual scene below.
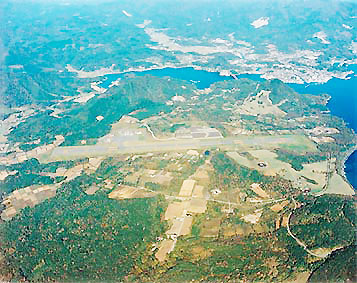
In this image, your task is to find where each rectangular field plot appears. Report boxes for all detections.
[179,179,196,197]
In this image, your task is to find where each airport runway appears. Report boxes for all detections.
[42,134,316,162]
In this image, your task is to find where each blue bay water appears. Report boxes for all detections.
[288,66,357,189]
[345,150,357,189]
[288,66,357,133]
[101,66,356,188]
[100,67,231,89]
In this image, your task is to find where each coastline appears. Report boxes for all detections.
[65,63,230,80]
[65,64,357,189]
[65,64,352,85]
[338,144,357,188]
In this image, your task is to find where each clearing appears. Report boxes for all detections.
[108,185,156,199]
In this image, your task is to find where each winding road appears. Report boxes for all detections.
[286,197,330,258]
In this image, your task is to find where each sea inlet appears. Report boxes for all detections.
[100,66,357,189]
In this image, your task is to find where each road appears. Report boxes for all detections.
[286,197,330,258]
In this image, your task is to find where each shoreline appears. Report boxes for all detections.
[65,64,357,190]
[65,64,353,85]
[339,144,357,188]
[65,64,224,79]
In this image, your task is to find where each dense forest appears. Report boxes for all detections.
[211,152,294,196]
[0,174,166,282]
[290,195,356,250]
[7,75,194,147]
[0,158,76,194]
[275,150,328,171]
[308,244,357,282]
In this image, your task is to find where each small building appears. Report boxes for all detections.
[257,162,267,168]
[211,188,222,195]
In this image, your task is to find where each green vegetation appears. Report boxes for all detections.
[317,115,357,155]
[0,173,54,195]
[7,76,190,147]
[262,80,329,116]
[135,231,309,282]
[211,152,293,195]
[145,182,161,191]
[2,66,83,108]
[0,174,166,282]
[139,195,356,282]
[290,195,356,250]
[1,2,356,283]
[95,157,125,184]
[275,150,327,171]
[275,228,313,269]
[0,158,76,194]
[208,78,257,102]
[308,244,357,283]
[169,123,188,133]
[0,158,76,173]
[301,176,318,185]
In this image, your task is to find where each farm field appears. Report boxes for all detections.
[0,13,356,281]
